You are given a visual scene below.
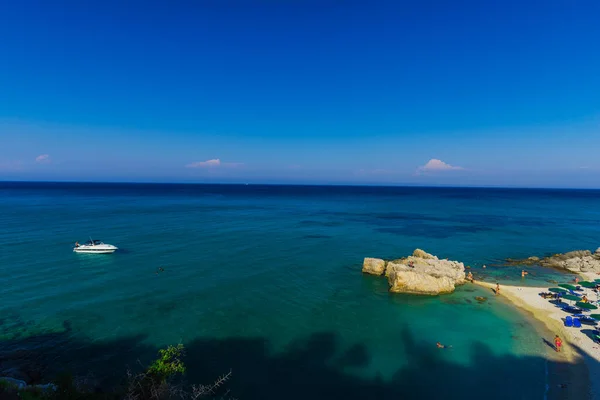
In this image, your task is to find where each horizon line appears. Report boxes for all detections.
[1,179,600,191]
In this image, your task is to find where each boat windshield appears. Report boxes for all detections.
[84,240,103,245]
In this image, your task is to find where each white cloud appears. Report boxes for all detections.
[187,159,221,168]
[417,159,464,174]
[35,154,51,164]
[186,159,243,168]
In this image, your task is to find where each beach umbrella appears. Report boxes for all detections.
[549,288,567,293]
[580,281,596,289]
[559,283,577,290]
[576,302,598,310]
[561,294,581,301]
[590,314,600,320]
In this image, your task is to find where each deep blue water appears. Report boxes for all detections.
[1,182,599,399]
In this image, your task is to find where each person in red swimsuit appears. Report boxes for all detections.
[554,335,563,353]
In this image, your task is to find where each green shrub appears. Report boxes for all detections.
[147,344,186,383]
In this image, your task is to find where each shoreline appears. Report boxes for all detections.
[473,279,597,399]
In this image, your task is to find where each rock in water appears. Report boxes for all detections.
[505,256,540,266]
[362,258,387,276]
[506,249,600,274]
[386,259,465,295]
[386,269,455,295]
[540,250,600,273]
[412,248,437,259]
[363,249,466,295]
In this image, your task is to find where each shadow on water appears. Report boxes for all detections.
[0,322,595,400]
[0,321,594,400]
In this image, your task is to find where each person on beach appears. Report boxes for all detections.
[554,335,563,352]
[408,261,414,268]
[467,272,474,283]
[574,277,579,284]
[495,283,500,295]
[582,295,589,303]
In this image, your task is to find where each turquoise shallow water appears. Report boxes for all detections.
[1,183,599,399]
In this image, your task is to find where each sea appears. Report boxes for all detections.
[1,182,599,399]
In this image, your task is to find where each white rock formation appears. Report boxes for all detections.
[540,250,600,273]
[362,257,387,276]
[362,249,466,295]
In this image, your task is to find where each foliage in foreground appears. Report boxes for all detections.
[0,345,232,400]
[147,344,187,384]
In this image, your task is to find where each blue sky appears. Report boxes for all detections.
[1,1,599,187]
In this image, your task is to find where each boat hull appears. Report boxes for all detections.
[73,247,118,254]
[73,246,118,254]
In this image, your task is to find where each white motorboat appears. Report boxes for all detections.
[73,239,118,254]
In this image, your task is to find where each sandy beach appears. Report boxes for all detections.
[475,279,600,399]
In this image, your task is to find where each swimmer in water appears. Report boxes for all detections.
[436,342,445,349]
[156,267,165,274]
